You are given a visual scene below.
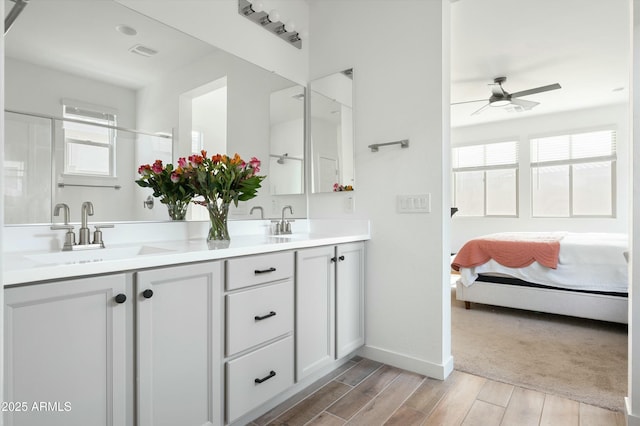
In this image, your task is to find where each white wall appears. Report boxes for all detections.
[309,0,452,379]
[1,0,5,415]
[451,103,630,250]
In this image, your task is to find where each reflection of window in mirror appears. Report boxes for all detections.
[310,69,354,193]
[191,130,204,153]
[269,85,305,195]
[62,101,117,177]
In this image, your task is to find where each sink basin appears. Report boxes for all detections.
[24,245,175,265]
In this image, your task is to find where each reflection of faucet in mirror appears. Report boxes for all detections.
[53,203,70,225]
[250,206,264,219]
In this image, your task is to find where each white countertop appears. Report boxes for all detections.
[4,225,370,286]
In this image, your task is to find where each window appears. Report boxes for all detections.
[452,141,519,217]
[531,129,616,217]
[63,103,117,177]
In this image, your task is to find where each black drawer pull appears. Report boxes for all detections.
[142,289,154,299]
[254,370,276,384]
[254,267,276,274]
[338,255,345,261]
[254,311,276,321]
[330,257,337,263]
[114,294,127,304]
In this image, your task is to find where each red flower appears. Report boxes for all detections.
[177,157,187,168]
[170,172,180,183]
[249,157,261,173]
[151,160,163,174]
[212,154,222,163]
[138,164,151,175]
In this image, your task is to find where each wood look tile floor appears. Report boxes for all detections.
[250,357,625,426]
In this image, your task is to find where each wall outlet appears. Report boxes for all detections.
[397,194,431,213]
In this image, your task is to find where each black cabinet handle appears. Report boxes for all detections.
[338,255,345,261]
[254,267,276,274]
[254,370,276,384]
[254,311,276,321]
[114,293,127,304]
[142,289,154,299]
[330,257,337,263]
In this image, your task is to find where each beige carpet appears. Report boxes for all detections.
[451,286,628,411]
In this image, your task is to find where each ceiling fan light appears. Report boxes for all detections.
[490,99,511,107]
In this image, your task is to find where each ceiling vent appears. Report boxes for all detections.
[128,44,158,57]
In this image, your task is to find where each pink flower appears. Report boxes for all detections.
[177,157,187,168]
[138,164,151,175]
[152,160,163,174]
[249,157,261,173]
[170,172,180,183]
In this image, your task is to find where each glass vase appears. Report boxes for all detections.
[206,201,230,248]
[166,199,189,220]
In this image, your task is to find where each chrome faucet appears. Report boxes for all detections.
[277,205,293,234]
[79,201,94,245]
[50,201,114,251]
[250,206,264,219]
[51,203,75,250]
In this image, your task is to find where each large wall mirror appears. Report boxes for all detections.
[4,0,306,225]
[310,69,355,193]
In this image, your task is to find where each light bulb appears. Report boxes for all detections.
[268,9,280,22]
[284,20,295,32]
[252,1,264,13]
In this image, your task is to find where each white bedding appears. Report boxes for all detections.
[458,232,629,293]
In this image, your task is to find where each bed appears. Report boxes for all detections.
[452,232,629,324]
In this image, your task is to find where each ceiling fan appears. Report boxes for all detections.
[452,77,561,115]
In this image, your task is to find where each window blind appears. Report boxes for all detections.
[531,129,616,165]
[452,141,518,170]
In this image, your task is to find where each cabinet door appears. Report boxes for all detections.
[137,262,223,426]
[4,274,128,426]
[336,242,365,358]
[295,246,335,380]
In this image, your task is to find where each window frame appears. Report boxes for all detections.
[452,140,520,218]
[62,101,118,178]
[530,128,616,218]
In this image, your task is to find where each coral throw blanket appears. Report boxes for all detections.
[451,232,566,271]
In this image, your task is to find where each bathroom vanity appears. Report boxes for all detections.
[3,220,368,426]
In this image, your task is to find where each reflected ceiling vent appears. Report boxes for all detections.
[291,93,304,101]
[129,44,158,57]
[342,68,354,80]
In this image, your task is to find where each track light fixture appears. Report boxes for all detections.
[238,0,302,49]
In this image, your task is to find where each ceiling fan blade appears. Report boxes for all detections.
[451,99,488,106]
[471,103,491,116]
[511,83,561,98]
[510,98,540,110]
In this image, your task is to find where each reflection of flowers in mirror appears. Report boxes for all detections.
[333,183,354,192]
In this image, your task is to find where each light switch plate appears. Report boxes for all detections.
[397,194,431,213]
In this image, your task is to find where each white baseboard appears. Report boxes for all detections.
[357,344,454,380]
[626,398,640,426]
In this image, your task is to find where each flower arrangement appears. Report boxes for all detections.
[136,159,195,220]
[185,151,265,207]
[136,151,266,242]
[333,183,354,192]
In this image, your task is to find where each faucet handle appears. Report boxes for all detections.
[50,224,76,251]
[92,224,114,247]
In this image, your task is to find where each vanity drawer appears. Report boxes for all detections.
[226,336,294,423]
[226,280,294,356]
[226,251,293,290]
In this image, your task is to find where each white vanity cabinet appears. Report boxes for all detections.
[4,274,130,426]
[136,262,223,426]
[295,242,365,380]
[224,252,295,424]
[335,242,365,358]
